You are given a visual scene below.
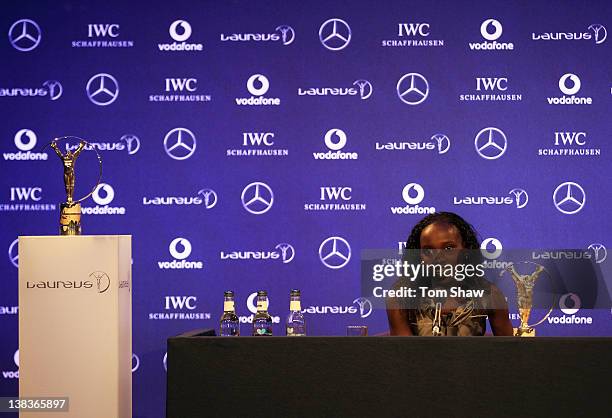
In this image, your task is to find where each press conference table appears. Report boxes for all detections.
[166,330,611,418]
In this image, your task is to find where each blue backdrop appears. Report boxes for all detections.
[1,1,611,417]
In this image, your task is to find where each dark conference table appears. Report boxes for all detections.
[166,329,611,418]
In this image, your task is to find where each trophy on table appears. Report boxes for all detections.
[45,137,103,235]
[500,261,554,337]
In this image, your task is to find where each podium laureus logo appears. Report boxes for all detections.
[553,181,586,214]
[164,128,196,160]
[319,236,351,269]
[396,73,429,105]
[8,19,41,51]
[241,182,274,214]
[86,73,119,106]
[319,18,351,51]
[474,127,507,160]
[89,271,111,293]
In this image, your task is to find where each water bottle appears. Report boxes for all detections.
[286,289,306,336]
[219,290,240,336]
[252,290,273,336]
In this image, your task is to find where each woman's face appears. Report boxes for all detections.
[419,221,465,266]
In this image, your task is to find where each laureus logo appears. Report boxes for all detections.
[220,243,295,263]
[453,188,528,208]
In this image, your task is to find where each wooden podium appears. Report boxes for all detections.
[18,235,132,418]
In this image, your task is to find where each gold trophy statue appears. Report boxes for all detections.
[500,261,553,337]
[46,137,103,236]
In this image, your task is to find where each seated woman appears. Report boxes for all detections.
[386,211,513,336]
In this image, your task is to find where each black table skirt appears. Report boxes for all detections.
[166,330,611,418]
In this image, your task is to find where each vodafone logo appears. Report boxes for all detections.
[324,129,347,151]
[169,20,192,42]
[14,129,37,151]
[92,183,115,205]
[558,73,581,95]
[169,237,192,259]
[481,19,503,40]
[402,183,424,205]
[246,74,270,96]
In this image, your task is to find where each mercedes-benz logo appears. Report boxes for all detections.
[319,18,351,51]
[319,236,351,269]
[197,188,218,209]
[8,238,19,268]
[474,127,507,160]
[8,19,41,51]
[163,127,196,160]
[241,182,273,215]
[86,73,119,106]
[553,181,586,215]
[396,73,429,105]
[587,243,607,264]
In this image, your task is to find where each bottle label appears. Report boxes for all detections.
[224,301,234,312]
[290,301,301,311]
[257,300,268,311]
[287,327,294,335]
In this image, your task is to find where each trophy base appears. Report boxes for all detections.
[59,202,82,236]
[514,327,535,337]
